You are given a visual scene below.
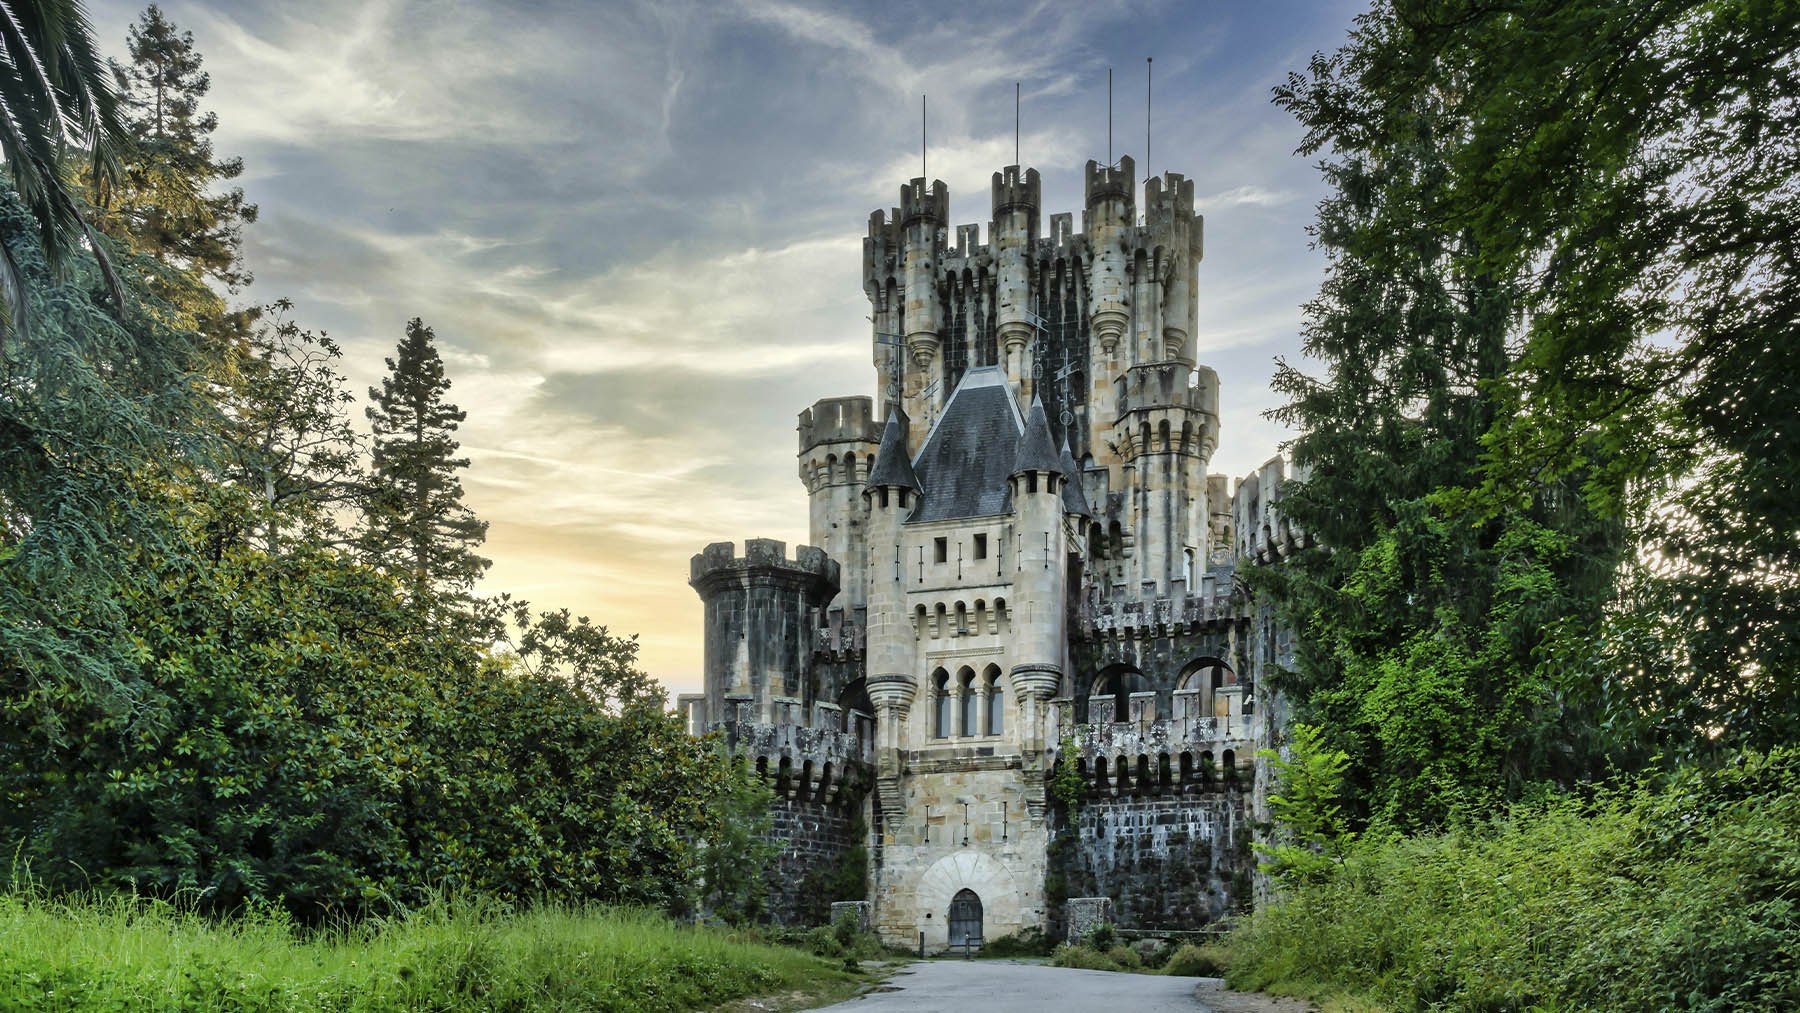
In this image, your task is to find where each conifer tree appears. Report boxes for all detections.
[360,318,489,601]
[97,5,257,339]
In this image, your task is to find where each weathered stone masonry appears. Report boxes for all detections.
[687,155,1305,944]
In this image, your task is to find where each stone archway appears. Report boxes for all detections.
[915,851,1020,952]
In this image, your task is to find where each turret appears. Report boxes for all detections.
[1008,397,1067,754]
[690,539,839,726]
[862,408,920,812]
[901,178,948,423]
[1084,157,1134,356]
[798,396,881,612]
[864,209,905,418]
[991,166,1040,392]
[1146,172,1202,365]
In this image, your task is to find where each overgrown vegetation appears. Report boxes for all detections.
[1226,749,1800,1011]
[0,3,767,932]
[0,890,862,1012]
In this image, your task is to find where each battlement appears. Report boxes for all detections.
[1145,171,1196,221]
[991,164,1041,218]
[690,539,840,596]
[1085,156,1136,207]
[900,177,949,227]
[1078,581,1246,639]
[1115,362,1220,417]
[1234,457,1310,564]
[798,396,879,453]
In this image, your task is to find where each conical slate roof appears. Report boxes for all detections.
[866,405,922,492]
[1059,434,1092,517]
[1013,395,1062,476]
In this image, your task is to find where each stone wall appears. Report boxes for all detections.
[764,796,865,926]
[1055,794,1250,931]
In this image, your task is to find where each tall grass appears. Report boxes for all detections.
[0,890,857,1011]
[1224,750,1800,1011]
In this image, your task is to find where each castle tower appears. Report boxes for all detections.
[901,178,948,437]
[1008,396,1067,755]
[991,166,1040,394]
[862,407,921,830]
[689,539,838,725]
[798,396,881,614]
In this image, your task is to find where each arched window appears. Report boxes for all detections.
[959,667,978,736]
[1183,547,1195,586]
[933,668,951,738]
[984,664,1004,735]
[955,601,968,636]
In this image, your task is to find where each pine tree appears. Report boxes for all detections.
[360,318,489,602]
[1263,24,1624,829]
[97,5,257,339]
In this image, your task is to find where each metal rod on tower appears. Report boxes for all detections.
[922,94,927,180]
[1146,57,1153,183]
[1107,67,1113,165]
[1015,82,1020,167]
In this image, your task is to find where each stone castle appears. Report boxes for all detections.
[683,156,1305,949]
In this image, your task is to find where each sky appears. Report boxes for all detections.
[89,0,1364,694]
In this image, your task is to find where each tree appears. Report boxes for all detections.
[219,299,362,554]
[1262,20,1624,829]
[1284,0,1800,765]
[0,0,130,340]
[1254,723,1353,887]
[360,317,489,602]
[95,4,256,342]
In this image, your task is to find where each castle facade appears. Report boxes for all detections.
[686,158,1304,948]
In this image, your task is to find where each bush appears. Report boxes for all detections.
[1051,943,1125,971]
[1224,748,1800,1010]
[1162,942,1227,977]
[1105,944,1143,969]
[1082,921,1116,950]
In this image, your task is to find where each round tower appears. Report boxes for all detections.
[991,165,1041,393]
[1146,172,1202,366]
[1084,157,1134,357]
[798,396,881,614]
[689,539,839,727]
[900,178,948,430]
[1007,397,1067,755]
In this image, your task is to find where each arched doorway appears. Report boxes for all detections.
[948,888,983,949]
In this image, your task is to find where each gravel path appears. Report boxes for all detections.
[807,960,1315,1012]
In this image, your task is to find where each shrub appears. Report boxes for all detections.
[1050,944,1124,971]
[1224,748,1800,1010]
[1082,922,1116,951]
[1105,944,1143,969]
[1162,942,1227,977]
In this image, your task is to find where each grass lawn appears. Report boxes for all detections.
[0,891,866,1011]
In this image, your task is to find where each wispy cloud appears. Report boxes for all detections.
[89,0,1360,692]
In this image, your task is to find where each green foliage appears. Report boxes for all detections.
[106,5,257,292]
[0,0,130,335]
[1254,723,1353,886]
[1275,0,1800,791]
[1223,749,1800,1011]
[696,751,776,926]
[1263,0,1635,829]
[793,809,869,926]
[359,317,490,603]
[0,891,857,1011]
[1050,735,1085,821]
[1161,942,1227,978]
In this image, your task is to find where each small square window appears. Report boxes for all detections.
[973,533,988,559]
[934,537,948,563]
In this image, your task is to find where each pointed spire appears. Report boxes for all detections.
[1013,395,1062,476]
[1059,434,1092,517]
[866,405,922,493]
